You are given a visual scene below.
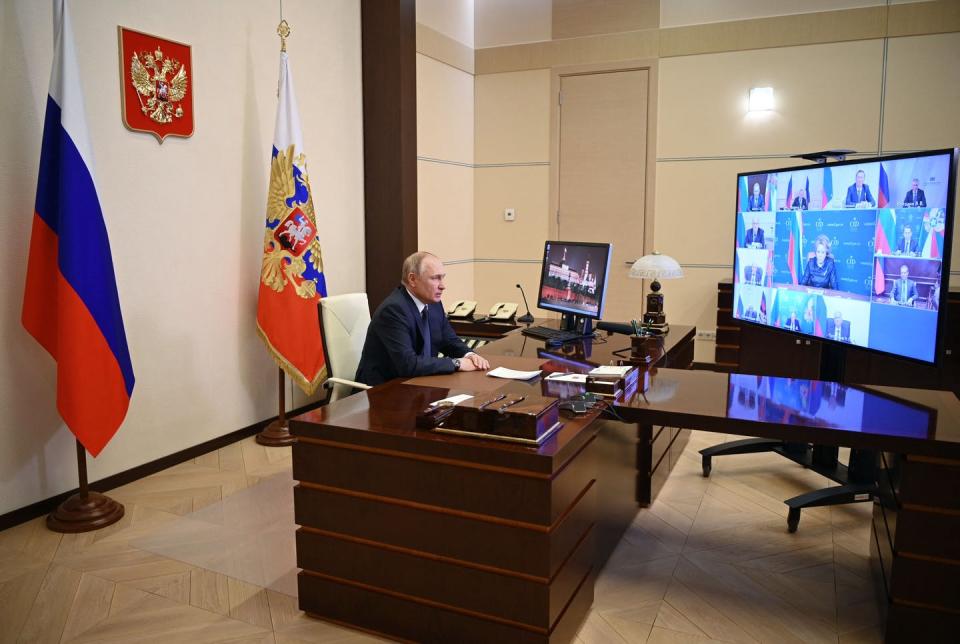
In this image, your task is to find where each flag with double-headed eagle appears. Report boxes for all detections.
[256,50,327,394]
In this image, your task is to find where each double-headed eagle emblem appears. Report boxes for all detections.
[130,46,188,124]
[261,145,324,299]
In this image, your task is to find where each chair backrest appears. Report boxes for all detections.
[320,293,371,401]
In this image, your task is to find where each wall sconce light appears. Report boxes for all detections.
[748,87,774,112]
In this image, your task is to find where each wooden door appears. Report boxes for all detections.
[557,69,649,324]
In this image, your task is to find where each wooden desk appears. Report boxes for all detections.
[290,371,637,643]
[611,368,960,642]
[479,325,696,505]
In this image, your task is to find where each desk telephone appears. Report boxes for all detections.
[446,300,478,318]
[487,302,518,321]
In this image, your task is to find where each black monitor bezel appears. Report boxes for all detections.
[732,147,958,367]
[535,240,614,321]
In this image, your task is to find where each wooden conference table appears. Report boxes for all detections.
[290,325,960,643]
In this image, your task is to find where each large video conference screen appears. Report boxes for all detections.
[732,149,956,364]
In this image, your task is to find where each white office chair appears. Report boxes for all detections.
[320,293,372,402]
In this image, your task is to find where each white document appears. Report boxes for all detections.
[429,394,474,407]
[486,367,542,381]
[545,372,588,383]
[588,365,632,377]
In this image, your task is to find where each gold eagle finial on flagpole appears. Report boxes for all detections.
[277,19,291,53]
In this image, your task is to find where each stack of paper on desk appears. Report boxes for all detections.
[486,367,542,380]
[588,365,633,377]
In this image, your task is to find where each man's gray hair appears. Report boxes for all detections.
[401,251,437,283]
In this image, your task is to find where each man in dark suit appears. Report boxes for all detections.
[749,182,764,211]
[891,264,918,307]
[356,252,490,386]
[744,216,765,248]
[844,170,876,208]
[826,311,851,343]
[791,188,809,210]
[896,224,920,255]
[743,264,764,285]
[902,179,927,208]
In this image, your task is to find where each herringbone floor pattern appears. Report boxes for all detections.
[0,431,882,643]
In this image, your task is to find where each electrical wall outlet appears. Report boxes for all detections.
[695,330,717,341]
[504,208,516,222]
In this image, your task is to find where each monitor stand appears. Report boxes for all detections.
[560,312,593,337]
[700,341,876,532]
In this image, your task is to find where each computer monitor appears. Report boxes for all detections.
[731,148,957,366]
[536,241,613,332]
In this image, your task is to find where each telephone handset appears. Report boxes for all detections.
[488,302,519,321]
[446,300,478,318]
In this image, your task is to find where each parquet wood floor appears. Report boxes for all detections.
[0,432,882,643]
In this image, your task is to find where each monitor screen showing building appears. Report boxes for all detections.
[536,241,613,319]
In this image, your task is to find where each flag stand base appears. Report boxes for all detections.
[256,418,296,446]
[47,440,125,533]
[257,368,297,447]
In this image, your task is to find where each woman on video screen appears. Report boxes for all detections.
[800,234,838,290]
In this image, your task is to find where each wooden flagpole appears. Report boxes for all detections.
[256,367,297,446]
[47,439,124,533]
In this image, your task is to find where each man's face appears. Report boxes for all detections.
[912,180,919,192]
[408,255,446,303]
[752,218,760,230]
[856,171,865,187]
[799,189,806,199]
[753,184,760,196]
[834,312,843,324]
[900,265,909,280]
[904,226,912,241]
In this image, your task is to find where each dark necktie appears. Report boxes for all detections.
[420,307,431,358]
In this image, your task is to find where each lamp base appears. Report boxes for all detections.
[644,322,669,335]
[643,311,666,326]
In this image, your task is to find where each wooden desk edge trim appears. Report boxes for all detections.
[296,435,552,480]
[893,597,960,616]
[300,569,551,634]
[303,613,417,644]
[297,479,595,534]
[298,522,595,586]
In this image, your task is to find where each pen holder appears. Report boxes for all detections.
[447,394,560,440]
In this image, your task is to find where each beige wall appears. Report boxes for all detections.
[660,0,885,29]
[416,50,475,301]
[0,0,364,515]
[475,0,551,48]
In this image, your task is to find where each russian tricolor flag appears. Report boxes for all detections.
[878,163,890,207]
[22,0,134,457]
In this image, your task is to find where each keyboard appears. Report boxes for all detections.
[521,326,585,343]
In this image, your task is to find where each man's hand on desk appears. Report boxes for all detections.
[465,352,490,370]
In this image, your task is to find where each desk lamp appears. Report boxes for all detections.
[629,252,683,333]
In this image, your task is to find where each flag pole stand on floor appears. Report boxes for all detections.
[47,440,124,533]
[256,367,297,446]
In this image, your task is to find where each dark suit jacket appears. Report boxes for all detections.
[744,228,764,247]
[844,183,876,207]
[743,265,764,285]
[791,196,808,210]
[355,287,471,386]
[896,237,919,254]
[891,278,918,305]
[749,194,764,211]
[902,189,927,207]
[826,319,851,342]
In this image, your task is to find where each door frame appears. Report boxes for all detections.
[549,59,659,311]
